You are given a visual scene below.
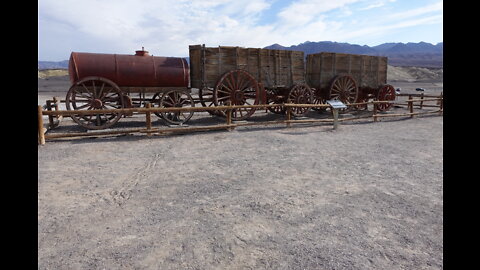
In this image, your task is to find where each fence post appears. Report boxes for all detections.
[145,102,152,136]
[373,102,378,122]
[38,105,45,145]
[286,105,291,128]
[46,100,54,129]
[408,95,414,118]
[439,92,443,115]
[226,101,233,131]
[419,92,424,109]
[332,108,339,130]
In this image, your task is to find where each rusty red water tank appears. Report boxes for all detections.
[68,49,189,87]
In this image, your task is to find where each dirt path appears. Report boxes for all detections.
[38,114,443,269]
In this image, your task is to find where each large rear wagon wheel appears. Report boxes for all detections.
[329,75,359,109]
[213,69,260,121]
[65,76,124,130]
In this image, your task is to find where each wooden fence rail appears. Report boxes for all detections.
[38,95,443,145]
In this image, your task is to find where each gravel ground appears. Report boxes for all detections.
[38,74,443,269]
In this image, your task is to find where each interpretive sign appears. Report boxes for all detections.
[326,100,347,109]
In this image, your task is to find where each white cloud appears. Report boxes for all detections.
[38,0,443,60]
[389,1,443,20]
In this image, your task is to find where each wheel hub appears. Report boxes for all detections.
[233,90,244,103]
[91,99,103,109]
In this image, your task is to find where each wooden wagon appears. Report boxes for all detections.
[189,44,314,120]
[306,52,396,111]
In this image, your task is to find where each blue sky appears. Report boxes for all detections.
[38,0,442,61]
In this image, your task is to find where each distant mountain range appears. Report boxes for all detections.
[264,41,443,68]
[38,41,443,69]
[38,60,69,70]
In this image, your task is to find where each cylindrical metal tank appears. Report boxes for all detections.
[68,50,189,88]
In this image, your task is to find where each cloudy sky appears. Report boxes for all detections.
[38,0,442,61]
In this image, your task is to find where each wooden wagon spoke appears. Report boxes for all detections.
[227,73,236,90]
[217,96,230,101]
[217,86,232,94]
[179,98,190,105]
[80,83,95,97]
[76,103,92,110]
[74,92,93,100]
[161,100,174,106]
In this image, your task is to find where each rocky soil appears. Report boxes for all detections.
[38,66,443,269]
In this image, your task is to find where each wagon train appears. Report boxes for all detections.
[64,45,396,130]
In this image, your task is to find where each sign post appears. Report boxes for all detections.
[326,100,347,130]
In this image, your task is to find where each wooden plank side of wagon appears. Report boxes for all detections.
[377,56,388,86]
[306,52,388,90]
[291,51,305,85]
[191,45,305,89]
[258,49,304,88]
[188,45,203,89]
[359,55,388,88]
[309,52,336,90]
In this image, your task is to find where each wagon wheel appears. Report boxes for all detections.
[159,90,195,125]
[266,89,286,114]
[213,69,260,121]
[287,84,313,117]
[329,75,358,110]
[199,87,222,116]
[354,93,369,111]
[312,88,327,112]
[150,92,163,118]
[65,76,124,130]
[376,84,396,111]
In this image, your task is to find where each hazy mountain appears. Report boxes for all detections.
[264,41,443,67]
[38,60,69,70]
[38,41,443,69]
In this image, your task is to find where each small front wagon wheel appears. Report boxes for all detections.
[287,84,313,117]
[159,90,195,125]
[376,84,396,111]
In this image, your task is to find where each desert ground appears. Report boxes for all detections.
[38,66,443,269]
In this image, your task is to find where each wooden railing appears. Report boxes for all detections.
[38,94,443,145]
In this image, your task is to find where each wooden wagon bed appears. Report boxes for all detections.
[189,45,305,89]
[306,52,388,90]
[306,52,392,108]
